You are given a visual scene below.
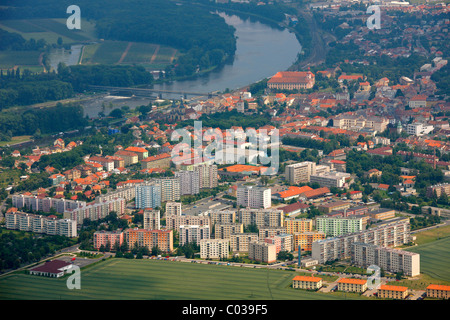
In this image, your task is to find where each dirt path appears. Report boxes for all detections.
[118,42,133,64]
[150,44,160,64]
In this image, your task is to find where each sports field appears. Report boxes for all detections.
[0,259,365,300]
[406,236,450,282]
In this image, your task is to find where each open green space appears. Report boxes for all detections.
[393,273,450,291]
[90,41,130,65]
[413,225,450,246]
[0,51,41,70]
[0,258,366,300]
[0,135,33,147]
[405,236,450,282]
[0,18,97,45]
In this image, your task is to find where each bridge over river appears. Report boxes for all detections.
[88,85,220,99]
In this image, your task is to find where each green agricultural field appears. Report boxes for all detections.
[90,40,130,65]
[0,259,366,300]
[0,51,41,70]
[413,225,450,246]
[406,236,450,282]
[0,19,97,45]
[120,42,158,64]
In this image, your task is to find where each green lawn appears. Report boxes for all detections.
[405,236,450,282]
[0,259,366,300]
[393,273,450,291]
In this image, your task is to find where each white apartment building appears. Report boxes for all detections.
[175,170,200,195]
[230,233,259,252]
[208,209,236,225]
[309,171,351,188]
[157,177,180,202]
[312,218,411,263]
[165,214,210,233]
[214,223,243,240]
[239,208,284,229]
[285,161,316,184]
[237,186,271,209]
[143,209,160,230]
[200,239,229,259]
[406,123,434,137]
[165,202,182,216]
[6,212,77,237]
[333,115,389,132]
[194,164,218,189]
[179,225,210,246]
[64,197,126,224]
[248,241,277,263]
[352,242,420,277]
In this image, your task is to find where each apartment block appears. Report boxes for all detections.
[284,218,313,234]
[285,161,316,184]
[64,198,126,224]
[292,276,323,290]
[135,183,161,209]
[377,285,409,299]
[179,225,210,246]
[93,230,124,250]
[293,231,326,252]
[352,242,420,277]
[239,208,284,229]
[426,183,450,198]
[309,171,351,189]
[312,219,411,264]
[125,228,173,252]
[248,241,277,263]
[237,186,271,209]
[215,223,243,240]
[337,278,367,293]
[141,153,171,170]
[426,285,450,299]
[230,233,258,253]
[259,227,287,241]
[12,194,84,214]
[200,239,229,259]
[165,202,182,216]
[208,210,236,225]
[175,170,200,196]
[265,233,293,253]
[165,214,210,233]
[143,209,160,230]
[315,216,363,237]
[6,212,77,237]
[157,177,180,202]
[194,164,218,189]
[114,150,138,166]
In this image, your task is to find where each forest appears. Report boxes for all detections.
[0,103,87,137]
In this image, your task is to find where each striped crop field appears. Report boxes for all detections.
[406,236,450,282]
[0,258,365,300]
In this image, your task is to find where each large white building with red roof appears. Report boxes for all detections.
[267,71,315,90]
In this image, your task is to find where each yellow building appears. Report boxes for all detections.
[337,278,367,293]
[377,285,409,299]
[292,275,323,290]
[293,231,326,251]
[284,218,313,234]
[426,285,450,299]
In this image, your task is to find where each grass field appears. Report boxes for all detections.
[0,51,41,69]
[406,236,450,282]
[413,225,450,246]
[0,258,366,300]
[89,40,130,65]
[0,135,33,147]
[0,18,97,45]
[393,273,450,291]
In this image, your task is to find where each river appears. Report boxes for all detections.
[79,12,301,117]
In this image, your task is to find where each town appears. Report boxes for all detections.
[0,0,449,302]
